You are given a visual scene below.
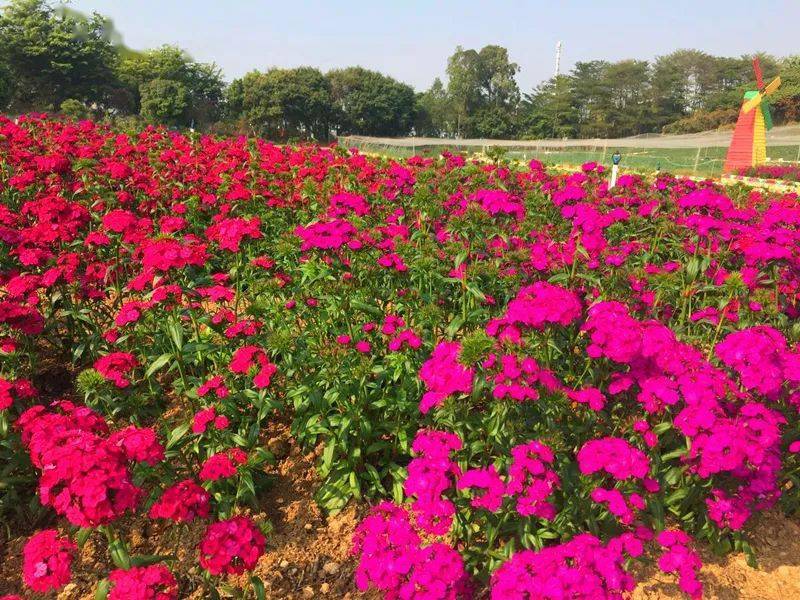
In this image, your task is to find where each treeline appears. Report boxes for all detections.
[1,0,799,141]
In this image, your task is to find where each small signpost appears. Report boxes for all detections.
[609,150,621,189]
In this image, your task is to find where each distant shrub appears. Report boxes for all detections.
[662,108,739,134]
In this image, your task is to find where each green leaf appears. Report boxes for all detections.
[130,553,175,567]
[251,576,266,600]
[94,578,110,600]
[165,423,190,449]
[76,527,93,549]
[145,353,173,378]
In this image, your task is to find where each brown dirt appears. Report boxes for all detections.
[3,428,800,599]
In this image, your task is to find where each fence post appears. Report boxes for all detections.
[796,144,800,163]
[693,148,702,176]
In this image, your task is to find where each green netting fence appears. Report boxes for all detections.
[338,136,800,178]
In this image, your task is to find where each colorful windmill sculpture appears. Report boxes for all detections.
[723,58,781,173]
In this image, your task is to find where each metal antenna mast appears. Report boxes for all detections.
[554,41,562,78]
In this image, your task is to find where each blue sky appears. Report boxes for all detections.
[64,0,800,91]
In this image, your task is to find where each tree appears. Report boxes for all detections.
[602,60,654,136]
[773,55,800,122]
[519,75,578,139]
[139,79,188,126]
[414,78,452,136]
[445,45,520,137]
[117,45,224,127]
[226,67,333,140]
[0,0,119,112]
[0,60,12,111]
[59,98,91,120]
[327,67,416,136]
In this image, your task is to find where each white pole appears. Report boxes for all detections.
[554,41,562,78]
[609,164,619,189]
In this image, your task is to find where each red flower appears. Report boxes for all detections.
[199,448,248,481]
[198,516,266,575]
[108,564,178,600]
[22,529,76,593]
[95,352,139,388]
[149,479,211,523]
[229,345,277,389]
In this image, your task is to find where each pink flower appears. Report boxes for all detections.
[577,437,650,481]
[192,407,217,434]
[457,465,505,512]
[149,479,211,523]
[94,352,138,388]
[22,529,76,593]
[490,533,640,599]
[656,530,703,599]
[418,342,474,414]
[352,502,471,598]
[506,441,560,519]
[229,345,277,389]
[108,426,165,465]
[199,449,247,481]
[108,565,178,600]
[199,516,266,575]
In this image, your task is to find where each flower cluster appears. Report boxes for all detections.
[418,342,474,413]
[198,516,266,575]
[22,529,76,593]
[404,430,463,534]
[16,401,149,527]
[352,502,471,599]
[490,533,642,599]
[108,565,178,600]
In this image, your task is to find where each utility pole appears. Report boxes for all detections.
[553,41,563,139]
[554,41,562,78]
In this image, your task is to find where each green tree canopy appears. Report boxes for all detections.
[226,67,332,140]
[139,78,188,126]
[117,45,224,127]
[445,45,520,137]
[327,67,416,136]
[0,0,119,112]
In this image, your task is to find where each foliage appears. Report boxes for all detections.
[662,107,739,134]
[226,67,333,140]
[445,45,520,138]
[327,66,417,136]
[116,45,224,127]
[0,0,119,112]
[138,79,189,126]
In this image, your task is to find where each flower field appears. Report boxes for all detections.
[2,113,800,599]
[737,164,800,183]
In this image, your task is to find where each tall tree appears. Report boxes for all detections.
[139,79,188,126]
[226,67,333,140]
[445,45,520,137]
[117,45,224,127]
[327,67,416,136]
[414,77,452,136]
[519,75,578,139]
[0,0,119,112]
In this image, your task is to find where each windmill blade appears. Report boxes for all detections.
[761,100,774,130]
[753,57,764,89]
[742,93,763,114]
[764,76,781,96]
